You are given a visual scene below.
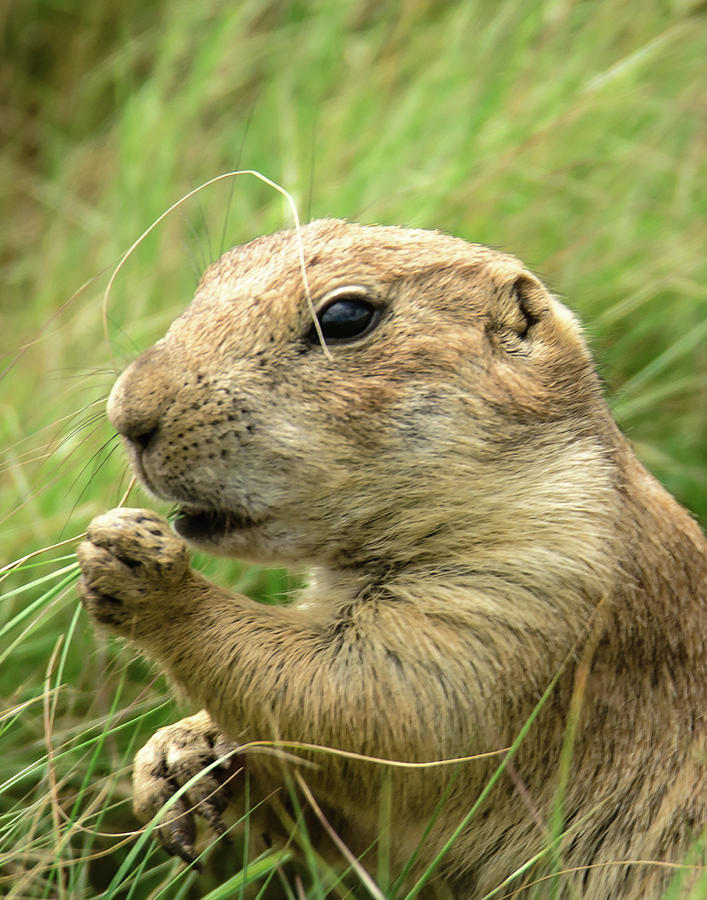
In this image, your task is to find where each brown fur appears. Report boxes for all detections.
[77,220,706,897]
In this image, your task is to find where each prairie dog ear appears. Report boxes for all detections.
[487,273,551,345]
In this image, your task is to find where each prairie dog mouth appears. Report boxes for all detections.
[173,507,256,543]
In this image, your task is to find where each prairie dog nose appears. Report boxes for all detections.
[107,344,175,446]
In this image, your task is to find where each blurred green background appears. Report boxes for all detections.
[1,1,705,897]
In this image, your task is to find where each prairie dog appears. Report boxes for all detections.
[78,220,706,898]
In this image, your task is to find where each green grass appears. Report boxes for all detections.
[2,0,705,896]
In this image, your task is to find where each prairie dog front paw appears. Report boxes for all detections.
[77,507,191,634]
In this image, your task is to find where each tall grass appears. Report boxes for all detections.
[2,0,705,896]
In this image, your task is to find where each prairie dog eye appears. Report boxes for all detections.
[308,287,381,344]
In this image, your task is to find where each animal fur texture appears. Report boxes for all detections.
[77,220,706,898]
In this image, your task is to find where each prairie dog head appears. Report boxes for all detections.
[108,219,618,575]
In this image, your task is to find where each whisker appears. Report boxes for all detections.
[219,100,257,258]
[62,438,123,536]
[2,419,112,527]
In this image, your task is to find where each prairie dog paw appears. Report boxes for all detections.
[133,711,240,865]
[77,507,190,632]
